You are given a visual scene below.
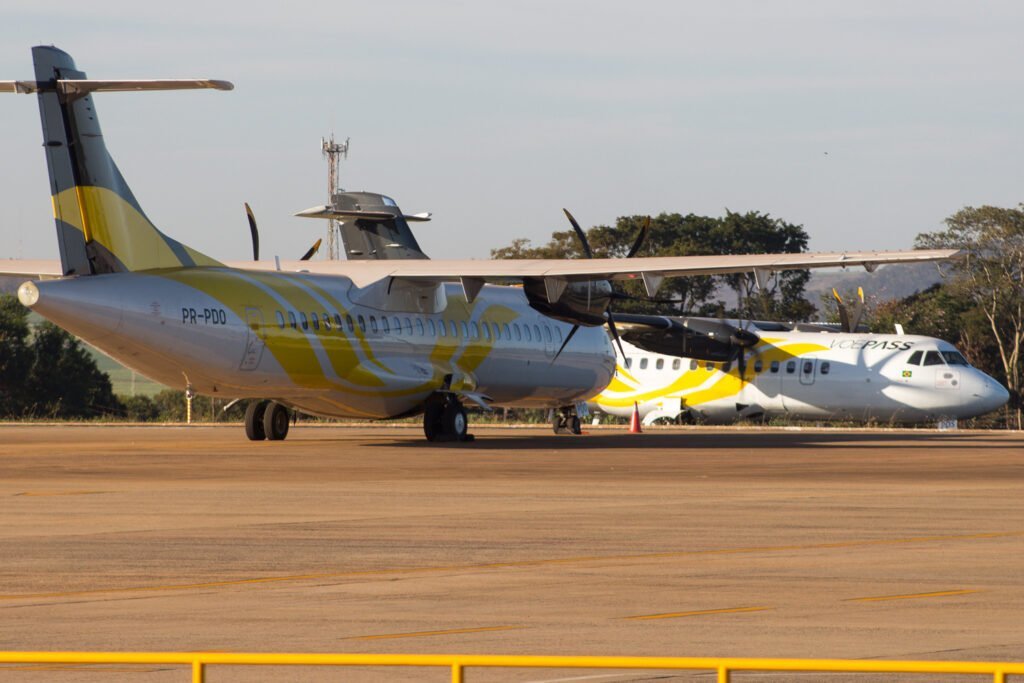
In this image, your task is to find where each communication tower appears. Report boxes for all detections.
[321,135,350,259]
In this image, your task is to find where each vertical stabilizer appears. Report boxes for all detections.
[29,46,223,275]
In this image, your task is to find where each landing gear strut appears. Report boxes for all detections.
[552,407,583,435]
[245,400,290,441]
[423,394,473,442]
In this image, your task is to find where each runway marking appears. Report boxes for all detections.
[345,625,522,640]
[846,589,982,603]
[0,664,168,672]
[14,490,108,497]
[0,530,1019,603]
[625,606,770,620]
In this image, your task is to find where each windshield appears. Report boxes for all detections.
[941,351,969,366]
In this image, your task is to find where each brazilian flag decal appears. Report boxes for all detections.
[902,370,913,378]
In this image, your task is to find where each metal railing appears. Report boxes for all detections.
[1,652,1022,681]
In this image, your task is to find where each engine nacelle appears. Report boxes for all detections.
[523,278,613,327]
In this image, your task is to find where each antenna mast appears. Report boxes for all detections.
[321,135,350,259]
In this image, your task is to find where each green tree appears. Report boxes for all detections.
[24,321,121,418]
[915,204,1024,427]
[0,296,32,415]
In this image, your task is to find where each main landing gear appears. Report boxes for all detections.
[244,400,291,441]
[552,407,583,435]
[423,394,473,442]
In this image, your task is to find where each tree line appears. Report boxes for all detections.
[2,204,1021,427]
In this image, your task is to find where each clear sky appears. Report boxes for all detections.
[2,1,1023,263]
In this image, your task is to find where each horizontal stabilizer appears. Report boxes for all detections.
[0,79,233,96]
[295,206,432,222]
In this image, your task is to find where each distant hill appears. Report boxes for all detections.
[805,262,947,314]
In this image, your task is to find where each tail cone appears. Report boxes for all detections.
[629,402,642,434]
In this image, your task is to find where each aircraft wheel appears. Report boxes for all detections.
[263,402,290,441]
[423,401,444,441]
[244,400,269,441]
[569,415,582,435]
[552,413,567,434]
[442,401,469,441]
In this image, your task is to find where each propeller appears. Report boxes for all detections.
[552,211,650,363]
[245,202,259,260]
[245,203,323,262]
[832,287,866,333]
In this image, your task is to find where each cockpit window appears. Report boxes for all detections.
[922,351,944,366]
[907,350,923,366]
[942,351,969,366]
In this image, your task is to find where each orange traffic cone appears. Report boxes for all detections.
[629,402,642,433]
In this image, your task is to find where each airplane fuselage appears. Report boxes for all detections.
[21,269,617,419]
[593,333,1008,425]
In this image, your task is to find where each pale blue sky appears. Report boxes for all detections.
[2,1,1023,262]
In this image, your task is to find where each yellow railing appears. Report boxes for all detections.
[1,652,1022,682]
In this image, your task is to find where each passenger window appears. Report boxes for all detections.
[639,358,648,370]
[907,350,923,365]
[381,317,390,334]
[503,323,512,340]
[923,351,944,366]
[416,319,425,336]
[275,311,285,329]
[470,321,479,339]
[706,362,714,372]
[404,318,413,335]
[524,325,532,342]
[689,360,698,371]
[357,315,366,333]
[312,312,321,331]
[482,323,490,340]
[722,360,732,373]
[556,327,563,344]
[493,323,501,340]
[821,361,831,375]
[656,358,664,370]
[786,360,796,374]
[287,311,297,330]
[625,358,633,369]
[754,359,763,373]
[803,361,813,374]
[513,324,522,341]
[370,316,378,334]
[544,325,552,343]
[770,360,780,373]
[346,315,354,333]
[672,358,681,371]
[533,325,541,343]
[449,320,458,337]
[438,319,446,337]
[300,312,309,331]
[428,319,436,337]
[334,313,343,329]
[461,321,469,338]
[322,312,331,331]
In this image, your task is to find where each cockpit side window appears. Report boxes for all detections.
[922,351,944,366]
[907,350,923,365]
[942,351,969,366]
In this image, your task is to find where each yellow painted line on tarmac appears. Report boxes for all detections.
[0,664,167,672]
[0,531,1019,603]
[14,490,107,497]
[625,606,770,620]
[846,589,981,603]
[345,625,523,641]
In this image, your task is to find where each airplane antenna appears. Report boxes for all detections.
[321,134,350,260]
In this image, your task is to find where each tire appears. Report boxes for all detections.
[263,402,290,441]
[423,401,444,441]
[569,415,582,435]
[244,400,268,441]
[442,402,468,441]
[552,414,565,434]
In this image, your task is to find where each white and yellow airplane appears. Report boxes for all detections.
[1,46,959,442]
[593,316,1009,425]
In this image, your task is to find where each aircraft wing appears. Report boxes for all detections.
[246,249,959,292]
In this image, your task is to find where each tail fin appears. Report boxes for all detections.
[295,191,431,260]
[27,46,225,275]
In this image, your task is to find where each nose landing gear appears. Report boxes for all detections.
[244,400,291,441]
[552,407,583,435]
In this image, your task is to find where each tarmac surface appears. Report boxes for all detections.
[1,424,1023,682]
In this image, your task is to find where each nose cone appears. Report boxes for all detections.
[962,370,1010,418]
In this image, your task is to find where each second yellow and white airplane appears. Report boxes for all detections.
[2,46,960,441]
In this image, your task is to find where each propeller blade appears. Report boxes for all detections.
[832,288,851,333]
[562,208,593,259]
[300,238,323,261]
[849,286,867,332]
[551,324,580,364]
[606,314,627,360]
[245,202,259,261]
[625,215,651,259]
